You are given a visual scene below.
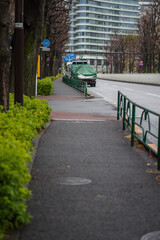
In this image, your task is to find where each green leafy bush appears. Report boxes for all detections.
[51,73,63,81]
[51,76,57,81]
[37,77,53,96]
[0,133,32,236]
[0,94,51,238]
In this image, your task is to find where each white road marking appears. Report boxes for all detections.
[88,89,117,106]
[124,88,134,91]
[146,93,160,98]
[112,85,118,88]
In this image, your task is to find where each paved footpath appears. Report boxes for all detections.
[19,78,160,240]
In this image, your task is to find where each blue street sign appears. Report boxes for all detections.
[42,39,50,47]
[65,53,75,58]
[63,53,75,62]
[65,54,75,59]
[63,59,73,63]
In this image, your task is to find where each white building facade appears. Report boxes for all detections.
[68,0,140,69]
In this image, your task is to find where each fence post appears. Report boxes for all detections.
[158,116,160,170]
[85,82,87,97]
[117,91,120,120]
[123,96,126,130]
[131,104,136,147]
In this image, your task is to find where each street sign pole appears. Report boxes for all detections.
[14,0,24,105]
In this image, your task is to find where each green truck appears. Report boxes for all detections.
[69,60,97,87]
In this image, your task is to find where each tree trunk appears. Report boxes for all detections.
[158,52,160,73]
[24,0,46,96]
[0,0,10,111]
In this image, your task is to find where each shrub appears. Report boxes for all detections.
[0,133,32,236]
[0,94,51,238]
[51,73,63,81]
[37,77,53,96]
[51,76,57,81]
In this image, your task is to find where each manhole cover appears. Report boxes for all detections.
[53,177,92,185]
[141,231,160,240]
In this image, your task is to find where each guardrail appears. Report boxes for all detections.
[63,76,87,97]
[117,91,160,170]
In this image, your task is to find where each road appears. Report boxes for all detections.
[88,79,160,111]
[88,79,160,145]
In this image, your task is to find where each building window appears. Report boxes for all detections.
[97,59,102,65]
[90,59,94,65]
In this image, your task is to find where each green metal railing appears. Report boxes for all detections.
[117,91,160,170]
[63,76,87,97]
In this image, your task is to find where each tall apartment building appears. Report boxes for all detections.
[68,0,140,68]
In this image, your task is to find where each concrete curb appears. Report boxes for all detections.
[134,126,158,156]
[86,92,94,98]
[98,77,160,86]
[78,88,94,99]
[28,121,51,174]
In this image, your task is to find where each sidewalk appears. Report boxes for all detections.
[19,78,160,240]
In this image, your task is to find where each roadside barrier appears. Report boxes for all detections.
[117,91,160,170]
[63,76,87,97]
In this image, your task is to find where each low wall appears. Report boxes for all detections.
[97,73,160,86]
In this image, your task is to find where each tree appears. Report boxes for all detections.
[105,33,124,73]
[122,35,139,73]
[105,34,139,73]
[9,0,46,97]
[41,0,71,77]
[0,0,11,111]
[0,0,72,110]
[23,0,46,96]
[138,0,160,73]
[9,0,71,96]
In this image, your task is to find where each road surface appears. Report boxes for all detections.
[88,79,160,146]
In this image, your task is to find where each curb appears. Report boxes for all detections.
[134,125,158,155]
[86,93,94,98]
[28,121,51,174]
[124,118,158,157]
[125,123,158,163]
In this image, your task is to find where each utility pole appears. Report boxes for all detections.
[14,0,24,105]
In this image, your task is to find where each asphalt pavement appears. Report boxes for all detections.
[19,78,160,240]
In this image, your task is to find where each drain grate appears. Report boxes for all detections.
[141,231,160,240]
[53,177,92,185]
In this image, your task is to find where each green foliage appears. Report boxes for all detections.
[0,134,32,237]
[37,77,53,96]
[0,94,51,238]
[51,73,63,81]
[122,34,139,51]
[51,76,57,81]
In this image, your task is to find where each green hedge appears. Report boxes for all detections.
[37,77,53,96]
[0,94,51,238]
[51,73,63,81]
[37,74,63,96]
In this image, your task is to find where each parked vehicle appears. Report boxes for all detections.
[67,60,97,87]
